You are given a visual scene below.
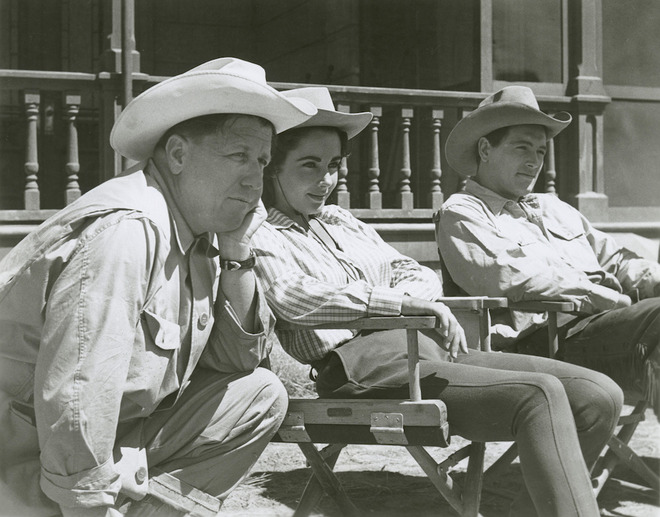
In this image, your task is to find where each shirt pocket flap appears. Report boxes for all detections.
[546,224,584,241]
[142,310,180,350]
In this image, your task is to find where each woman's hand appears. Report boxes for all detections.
[401,296,468,359]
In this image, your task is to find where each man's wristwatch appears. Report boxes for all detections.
[219,249,256,271]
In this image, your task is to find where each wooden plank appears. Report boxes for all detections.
[286,399,447,427]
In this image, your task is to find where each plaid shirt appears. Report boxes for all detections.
[252,205,444,363]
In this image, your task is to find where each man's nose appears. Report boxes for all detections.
[243,161,264,190]
[528,153,543,169]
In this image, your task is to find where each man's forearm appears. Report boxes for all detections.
[219,269,259,333]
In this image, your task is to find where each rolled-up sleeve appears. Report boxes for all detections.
[588,221,660,300]
[36,216,156,509]
[200,283,275,372]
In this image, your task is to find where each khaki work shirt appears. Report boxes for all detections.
[436,179,660,345]
[0,162,273,509]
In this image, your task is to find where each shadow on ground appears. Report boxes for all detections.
[251,467,518,516]
[246,458,659,517]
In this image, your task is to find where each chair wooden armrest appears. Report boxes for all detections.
[507,300,577,313]
[507,300,578,356]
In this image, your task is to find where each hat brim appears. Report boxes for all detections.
[111,71,316,161]
[445,103,572,177]
[294,109,373,140]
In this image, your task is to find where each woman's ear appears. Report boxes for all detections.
[164,134,186,175]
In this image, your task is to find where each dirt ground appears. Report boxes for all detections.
[221,347,660,517]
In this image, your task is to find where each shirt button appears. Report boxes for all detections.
[135,467,147,484]
[199,313,209,327]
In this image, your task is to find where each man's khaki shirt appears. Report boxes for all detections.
[0,162,273,509]
[436,179,660,345]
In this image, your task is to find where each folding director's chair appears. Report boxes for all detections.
[434,212,660,496]
[273,296,508,517]
[506,300,660,496]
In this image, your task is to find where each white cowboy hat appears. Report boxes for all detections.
[111,57,318,161]
[445,85,572,177]
[281,87,373,139]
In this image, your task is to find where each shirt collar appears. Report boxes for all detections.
[145,160,201,255]
[267,207,307,232]
[464,178,538,215]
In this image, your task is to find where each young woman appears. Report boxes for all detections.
[251,87,622,517]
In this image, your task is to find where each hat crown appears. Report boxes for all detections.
[187,57,267,83]
[479,85,540,111]
[282,87,336,112]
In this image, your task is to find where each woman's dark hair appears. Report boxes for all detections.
[262,126,349,208]
[156,113,275,149]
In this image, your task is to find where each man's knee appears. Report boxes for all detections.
[242,367,288,430]
[253,367,288,412]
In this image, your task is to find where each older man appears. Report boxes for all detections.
[435,85,660,413]
[0,58,316,516]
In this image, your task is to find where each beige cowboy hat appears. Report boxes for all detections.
[281,87,373,139]
[445,85,572,177]
[111,57,318,161]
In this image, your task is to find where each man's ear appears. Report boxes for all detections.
[164,134,187,175]
[477,136,491,162]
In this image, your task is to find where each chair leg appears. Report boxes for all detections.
[406,445,469,515]
[547,311,559,357]
[484,442,518,479]
[296,442,360,517]
[592,400,659,495]
[293,445,345,517]
[462,442,486,517]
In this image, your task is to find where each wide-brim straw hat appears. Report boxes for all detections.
[281,87,373,140]
[111,57,318,161]
[445,85,572,177]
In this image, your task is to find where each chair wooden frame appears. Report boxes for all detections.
[434,241,659,495]
[507,300,660,495]
[272,297,507,517]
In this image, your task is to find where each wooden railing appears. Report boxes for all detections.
[0,70,101,224]
[0,71,579,223]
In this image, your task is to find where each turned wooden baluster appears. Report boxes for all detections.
[65,93,82,205]
[397,107,414,211]
[336,102,351,209]
[429,109,444,209]
[24,91,40,210]
[367,106,382,209]
[544,137,557,194]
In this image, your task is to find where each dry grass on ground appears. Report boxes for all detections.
[223,343,660,516]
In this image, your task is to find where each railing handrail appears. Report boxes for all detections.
[0,68,580,114]
[0,69,97,91]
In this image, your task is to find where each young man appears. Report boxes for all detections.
[435,85,660,413]
[0,57,316,516]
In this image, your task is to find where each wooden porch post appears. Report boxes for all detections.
[99,0,140,179]
[566,0,611,221]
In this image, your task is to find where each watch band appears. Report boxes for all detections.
[219,250,256,271]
